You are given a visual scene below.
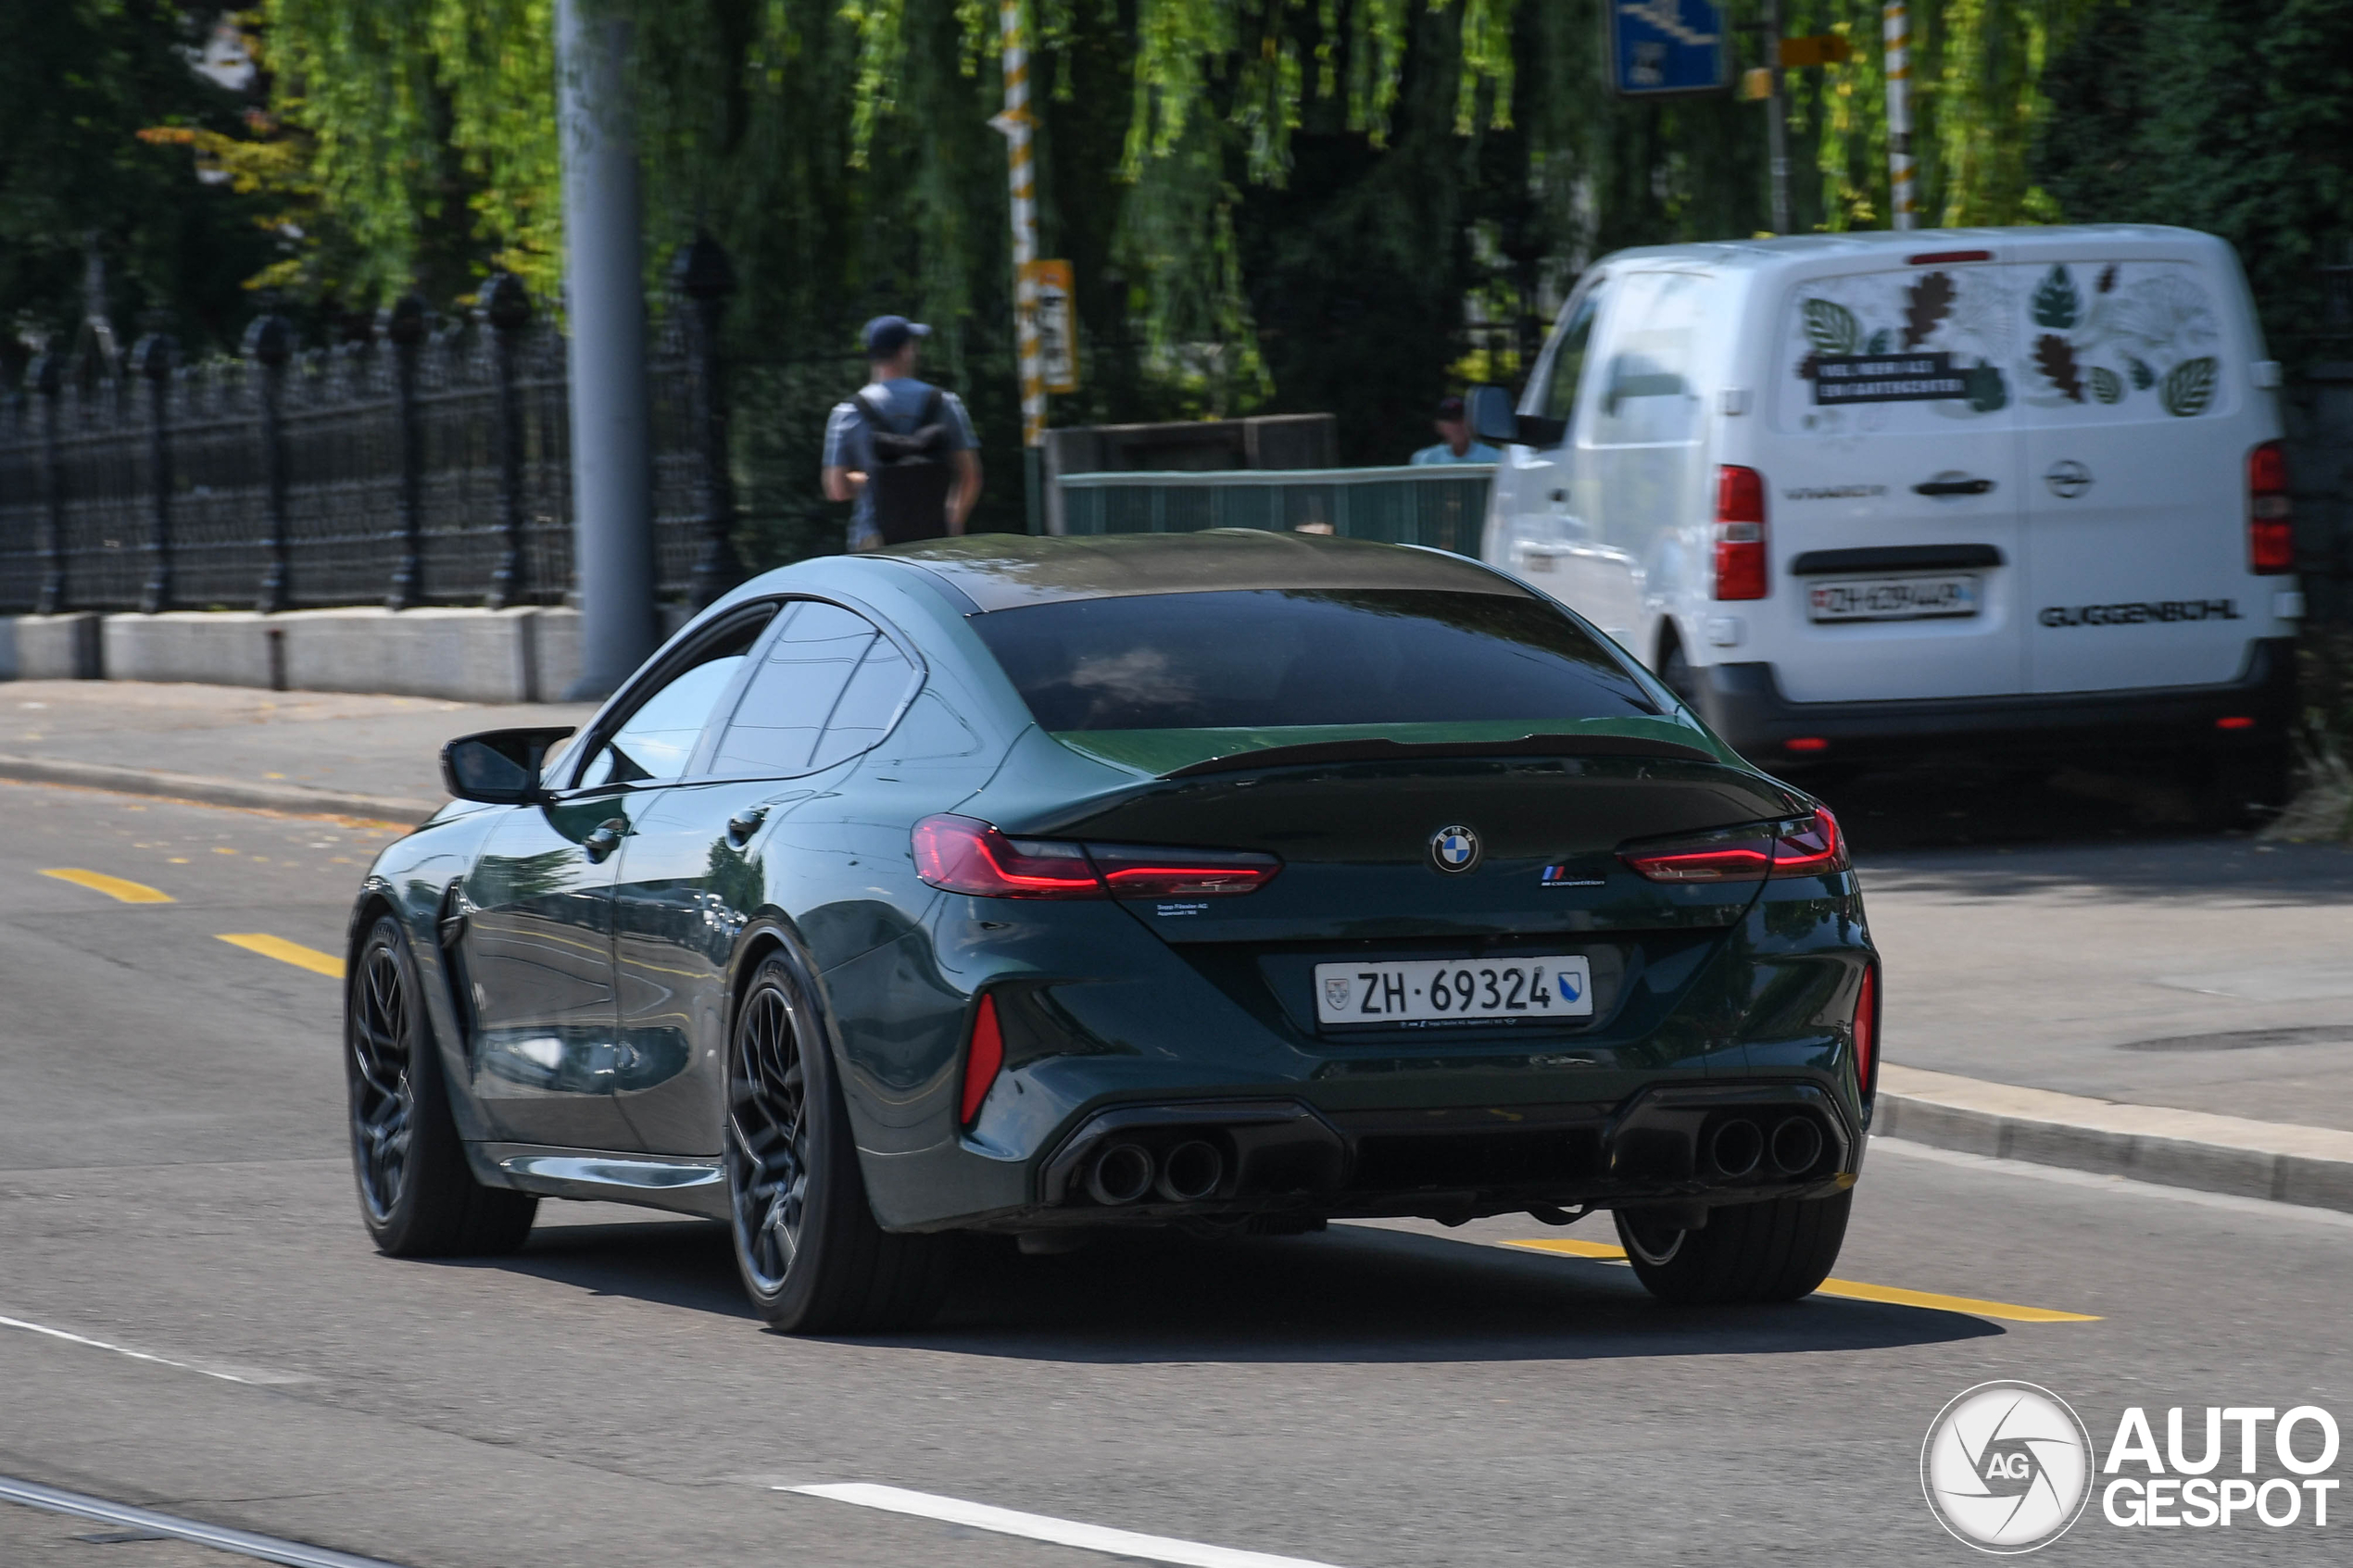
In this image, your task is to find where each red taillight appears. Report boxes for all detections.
[912,815,1103,897]
[2249,441,2293,573]
[1618,808,1851,883]
[1714,465,1768,600]
[1785,736,1830,754]
[1088,843,1281,897]
[961,993,1004,1125]
[2217,715,2256,731]
[1853,965,1877,1095]
[912,815,1281,899]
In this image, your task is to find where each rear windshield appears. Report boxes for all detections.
[970,588,1659,732]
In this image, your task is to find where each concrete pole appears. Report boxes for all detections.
[1883,3,1918,231]
[557,0,658,700]
[990,0,1045,449]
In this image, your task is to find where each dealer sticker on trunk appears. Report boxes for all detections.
[1315,956,1594,1028]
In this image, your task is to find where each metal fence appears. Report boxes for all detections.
[0,271,736,617]
[1057,464,1494,556]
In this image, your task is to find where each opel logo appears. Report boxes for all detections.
[1428,824,1481,874]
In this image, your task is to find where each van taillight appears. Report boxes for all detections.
[2249,441,2293,573]
[1714,466,1768,600]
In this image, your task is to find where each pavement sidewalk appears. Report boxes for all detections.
[6,678,2352,1215]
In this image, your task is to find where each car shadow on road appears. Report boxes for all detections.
[481,1215,2005,1362]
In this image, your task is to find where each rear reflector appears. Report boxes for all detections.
[2216,715,2256,731]
[1617,807,1851,883]
[913,815,1281,900]
[1785,736,1830,753]
[2249,441,2294,573]
[961,993,1004,1125]
[1714,466,1768,600]
[1853,966,1878,1096]
[1906,250,1993,265]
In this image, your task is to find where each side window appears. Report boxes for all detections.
[811,640,919,771]
[1539,282,1604,430]
[1590,272,1706,446]
[573,611,774,789]
[711,601,893,777]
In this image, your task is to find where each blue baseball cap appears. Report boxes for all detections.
[863,315,931,357]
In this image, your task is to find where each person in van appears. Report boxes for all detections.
[1467,228,2298,824]
[823,315,983,550]
[1410,395,1503,466]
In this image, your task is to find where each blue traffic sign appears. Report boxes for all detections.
[1610,0,1729,97]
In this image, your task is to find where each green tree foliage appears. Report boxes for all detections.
[0,3,277,356]
[2035,0,2353,370]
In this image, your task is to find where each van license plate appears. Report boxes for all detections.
[1315,957,1594,1027]
[1807,574,1980,622]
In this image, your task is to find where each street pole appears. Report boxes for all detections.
[990,0,1046,508]
[1766,0,1791,235]
[1883,2,1918,231]
[556,0,658,699]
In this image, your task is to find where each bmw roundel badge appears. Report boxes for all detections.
[1428,824,1481,874]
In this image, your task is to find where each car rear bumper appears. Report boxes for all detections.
[947,1080,1861,1232]
[1689,636,2296,765]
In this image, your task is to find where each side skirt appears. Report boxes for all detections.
[469,1142,728,1221]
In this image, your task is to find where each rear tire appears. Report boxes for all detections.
[346,914,538,1257]
[724,952,954,1333]
[1615,1189,1852,1304]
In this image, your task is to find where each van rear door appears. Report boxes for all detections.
[2011,252,2253,692]
[1756,257,2026,702]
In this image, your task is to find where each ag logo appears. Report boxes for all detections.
[1922,1382,2094,1553]
[1428,824,1481,874]
[2044,459,2093,499]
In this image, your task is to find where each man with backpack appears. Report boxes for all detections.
[823,316,982,550]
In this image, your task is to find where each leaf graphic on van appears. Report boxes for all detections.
[1865,328,1893,355]
[2126,355,2156,390]
[2090,366,2123,404]
[2034,334,2085,402]
[2032,265,2080,330]
[1903,271,1956,348]
[1803,299,1862,355]
[1963,362,2007,412]
[2160,357,2218,417]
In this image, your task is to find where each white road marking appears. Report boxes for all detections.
[1872,1135,2353,1231]
[0,1313,308,1386]
[0,1474,396,1568]
[787,1483,1350,1568]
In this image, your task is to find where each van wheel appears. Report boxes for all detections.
[1616,1189,1851,1304]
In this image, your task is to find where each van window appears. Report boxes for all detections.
[1539,282,1604,429]
[2012,260,2230,424]
[1771,264,2017,435]
[1590,272,1706,445]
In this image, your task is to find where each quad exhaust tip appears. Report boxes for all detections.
[1770,1115,1823,1175]
[1085,1143,1155,1206]
[1155,1140,1224,1203]
[1707,1118,1764,1180]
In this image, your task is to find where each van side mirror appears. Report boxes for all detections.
[441,726,576,804]
[1466,384,1567,449]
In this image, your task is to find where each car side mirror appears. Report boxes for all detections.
[1466,383,1567,449]
[441,726,576,804]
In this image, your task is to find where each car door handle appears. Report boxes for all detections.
[725,806,768,847]
[582,819,628,862]
[1914,477,1994,496]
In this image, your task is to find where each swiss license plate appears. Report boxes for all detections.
[1315,957,1594,1028]
[1807,573,1980,622]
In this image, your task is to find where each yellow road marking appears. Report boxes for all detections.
[1503,1238,2100,1323]
[216,934,345,979]
[40,868,174,904]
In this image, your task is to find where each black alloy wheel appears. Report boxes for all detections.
[1613,1189,1853,1305]
[724,952,955,1332]
[345,914,537,1257]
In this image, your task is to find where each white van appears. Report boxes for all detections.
[1469,225,2300,809]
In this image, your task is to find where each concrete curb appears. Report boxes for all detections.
[0,753,439,825]
[1878,1064,2353,1213]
